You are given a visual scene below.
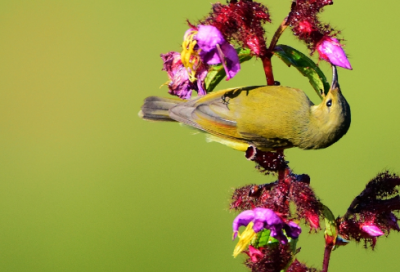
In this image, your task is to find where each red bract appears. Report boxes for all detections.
[231,150,323,231]
[337,172,400,248]
[244,244,292,272]
[200,0,271,57]
[289,0,337,53]
[286,259,320,272]
[246,246,264,263]
[245,146,287,174]
[230,184,259,211]
[290,178,322,230]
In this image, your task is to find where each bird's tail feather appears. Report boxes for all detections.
[139,96,184,122]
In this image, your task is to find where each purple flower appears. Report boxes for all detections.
[317,37,352,70]
[161,52,206,100]
[195,25,240,80]
[233,208,301,244]
[182,25,240,81]
[385,213,400,231]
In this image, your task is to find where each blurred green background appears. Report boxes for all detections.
[0,0,399,271]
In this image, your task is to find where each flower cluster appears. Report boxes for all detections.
[161,0,275,100]
[229,148,326,271]
[336,172,400,248]
[232,150,323,230]
[161,25,240,99]
[288,0,352,69]
[286,260,319,272]
[200,0,271,57]
[233,208,301,253]
[232,208,302,272]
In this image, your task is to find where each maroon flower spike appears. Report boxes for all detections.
[200,0,271,57]
[337,171,400,248]
[245,146,287,173]
[287,259,320,272]
[230,184,260,212]
[230,167,324,231]
[288,0,338,53]
[289,175,323,230]
[244,243,293,272]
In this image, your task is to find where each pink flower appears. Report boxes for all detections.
[361,223,384,237]
[246,246,264,263]
[317,37,352,70]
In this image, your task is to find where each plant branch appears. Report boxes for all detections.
[268,0,295,51]
[268,18,289,52]
[262,56,275,85]
[322,244,333,272]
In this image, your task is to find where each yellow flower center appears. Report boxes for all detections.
[233,222,257,258]
[181,31,201,82]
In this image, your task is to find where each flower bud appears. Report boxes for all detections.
[361,223,384,237]
[317,37,352,70]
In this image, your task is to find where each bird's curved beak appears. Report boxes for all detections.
[330,65,340,92]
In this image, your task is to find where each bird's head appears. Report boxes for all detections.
[310,65,351,144]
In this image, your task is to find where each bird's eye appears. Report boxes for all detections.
[326,99,332,107]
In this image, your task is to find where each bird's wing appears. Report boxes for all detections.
[169,93,241,139]
[238,132,294,150]
[169,86,296,150]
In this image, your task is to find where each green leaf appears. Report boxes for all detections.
[204,48,253,93]
[288,237,299,254]
[323,205,337,238]
[252,229,271,248]
[273,44,330,99]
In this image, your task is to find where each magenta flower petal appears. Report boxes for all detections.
[284,221,302,239]
[361,223,384,237]
[221,42,240,79]
[161,52,182,79]
[233,210,255,239]
[317,37,352,70]
[200,50,220,65]
[196,25,225,53]
[161,52,193,100]
[194,25,241,80]
[254,208,282,226]
[232,208,301,244]
[196,67,208,96]
[252,220,265,233]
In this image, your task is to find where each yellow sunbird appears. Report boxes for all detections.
[139,66,351,151]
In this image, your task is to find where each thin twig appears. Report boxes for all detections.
[268,18,289,51]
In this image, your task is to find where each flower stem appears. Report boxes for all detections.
[322,244,333,272]
[262,56,275,85]
[262,1,294,86]
[268,18,289,52]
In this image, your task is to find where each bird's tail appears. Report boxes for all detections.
[138,96,184,122]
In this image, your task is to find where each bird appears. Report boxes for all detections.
[139,65,351,152]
